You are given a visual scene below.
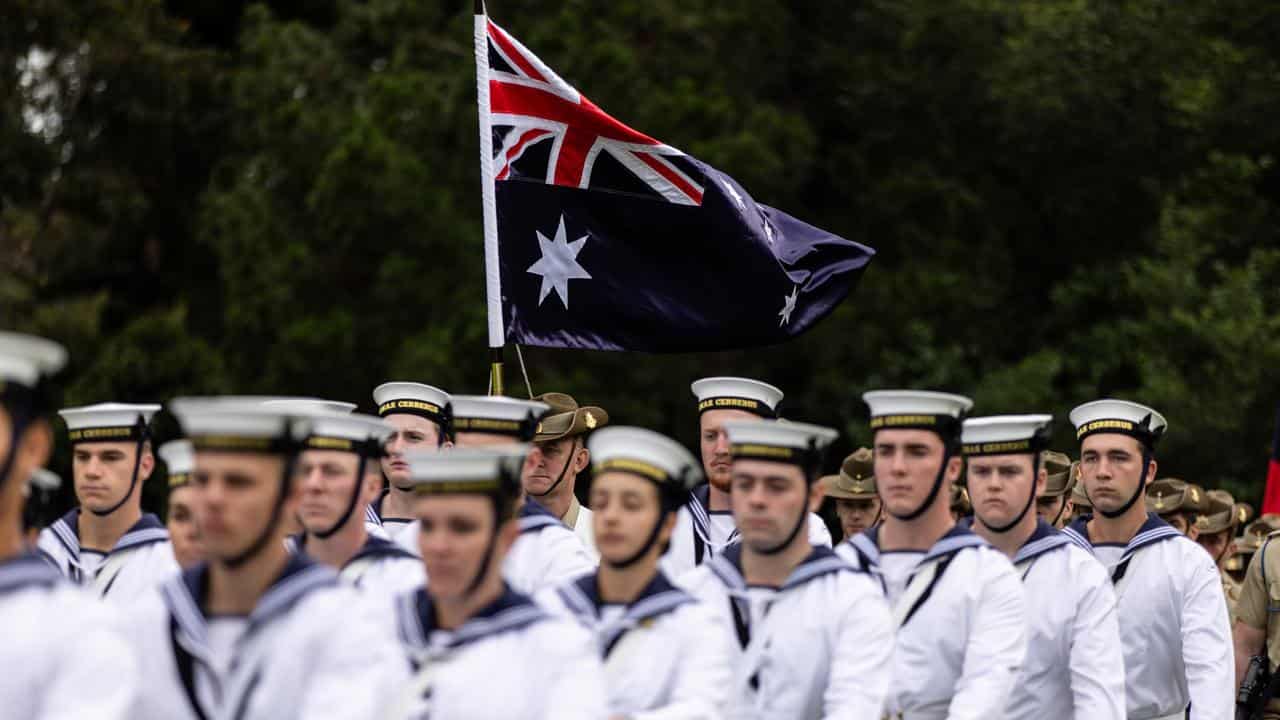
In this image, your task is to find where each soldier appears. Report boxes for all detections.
[1196,490,1243,619]
[127,398,407,719]
[1146,477,1209,537]
[37,402,180,602]
[1063,399,1233,719]
[1034,450,1075,528]
[950,482,972,520]
[371,382,452,539]
[1068,465,1092,523]
[159,440,205,569]
[0,331,140,718]
[819,447,881,541]
[962,414,1125,718]
[289,411,423,596]
[837,390,1027,718]
[663,377,831,578]
[388,446,607,719]
[522,392,608,557]
[683,419,893,718]
[539,427,731,717]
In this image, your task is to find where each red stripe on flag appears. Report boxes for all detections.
[1264,460,1280,516]
[487,22,547,83]
[496,129,553,181]
[635,152,704,205]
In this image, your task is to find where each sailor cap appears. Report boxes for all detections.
[170,398,309,454]
[372,382,451,424]
[691,377,783,418]
[862,390,973,440]
[260,397,356,414]
[158,439,195,488]
[0,331,67,388]
[449,395,549,440]
[961,414,1053,456]
[723,419,838,467]
[405,446,528,497]
[302,412,394,455]
[59,402,161,444]
[28,468,61,492]
[1069,399,1167,447]
[588,426,702,492]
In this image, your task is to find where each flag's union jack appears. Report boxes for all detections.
[486,21,705,206]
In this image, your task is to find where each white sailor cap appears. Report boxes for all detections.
[372,382,451,426]
[0,331,67,389]
[961,415,1053,457]
[723,419,838,471]
[691,377,783,417]
[260,397,356,414]
[1069,399,1167,447]
[862,389,973,442]
[170,398,309,454]
[449,396,549,440]
[59,402,161,444]
[158,439,195,488]
[588,426,703,493]
[302,412,394,456]
[405,445,528,497]
[28,468,61,492]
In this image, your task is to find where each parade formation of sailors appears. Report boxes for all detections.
[0,326,1268,719]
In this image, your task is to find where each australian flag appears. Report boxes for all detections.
[484,19,874,352]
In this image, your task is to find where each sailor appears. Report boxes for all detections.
[1145,476,1210,537]
[371,382,452,540]
[159,440,205,569]
[388,446,607,720]
[1063,399,1233,720]
[522,392,608,558]
[663,377,831,578]
[682,419,893,718]
[836,389,1026,718]
[819,447,881,541]
[1194,490,1243,620]
[0,330,140,719]
[1034,450,1076,528]
[538,426,731,718]
[125,398,407,719]
[962,414,1125,718]
[289,411,423,597]
[37,401,180,602]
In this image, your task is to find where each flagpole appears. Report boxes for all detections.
[475,0,504,396]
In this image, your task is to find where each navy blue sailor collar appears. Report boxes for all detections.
[161,553,338,662]
[557,570,694,627]
[395,584,547,651]
[1011,519,1073,565]
[518,498,565,534]
[707,543,851,593]
[0,552,63,594]
[845,521,988,571]
[286,532,416,566]
[50,508,169,559]
[1063,512,1181,559]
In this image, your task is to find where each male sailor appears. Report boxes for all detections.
[0,331,140,719]
[290,410,423,596]
[159,440,205,569]
[522,392,607,558]
[682,419,893,718]
[371,382,452,539]
[125,398,407,720]
[663,377,831,578]
[1063,398,1233,720]
[1033,450,1076,528]
[388,446,607,720]
[836,390,1026,719]
[962,414,1125,718]
[38,401,180,601]
[539,426,731,718]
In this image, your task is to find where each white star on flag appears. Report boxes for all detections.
[527,214,592,309]
[778,285,799,326]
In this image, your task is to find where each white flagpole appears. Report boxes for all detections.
[474,0,505,395]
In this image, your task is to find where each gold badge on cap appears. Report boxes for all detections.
[1190,488,1200,503]
[585,412,597,429]
[1155,495,1166,510]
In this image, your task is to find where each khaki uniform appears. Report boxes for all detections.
[1235,532,1280,717]
[1035,450,1075,527]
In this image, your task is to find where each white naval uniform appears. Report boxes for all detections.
[389,584,608,719]
[0,553,139,719]
[369,489,414,538]
[539,570,732,719]
[395,500,597,595]
[288,533,425,600]
[569,503,598,559]
[838,524,1026,720]
[997,519,1126,720]
[661,484,832,579]
[679,544,892,719]
[1063,513,1234,720]
[124,555,408,720]
[37,508,180,603]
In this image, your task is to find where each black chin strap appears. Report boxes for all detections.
[1049,493,1069,527]
[756,503,808,555]
[0,414,29,493]
[978,452,1042,534]
[463,502,503,597]
[90,415,148,518]
[529,438,577,498]
[313,452,370,540]
[886,446,953,522]
[1098,446,1152,519]
[224,430,298,569]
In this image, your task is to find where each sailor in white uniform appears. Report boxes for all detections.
[837,389,1027,719]
[681,419,893,719]
[395,395,597,594]
[539,426,732,718]
[37,401,180,602]
[663,377,831,579]
[521,392,608,559]
[125,399,407,720]
[288,410,423,598]
[962,413,1125,719]
[370,382,453,540]
[159,440,207,569]
[389,445,607,720]
[1062,399,1233,720]
[0,330,140,720]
